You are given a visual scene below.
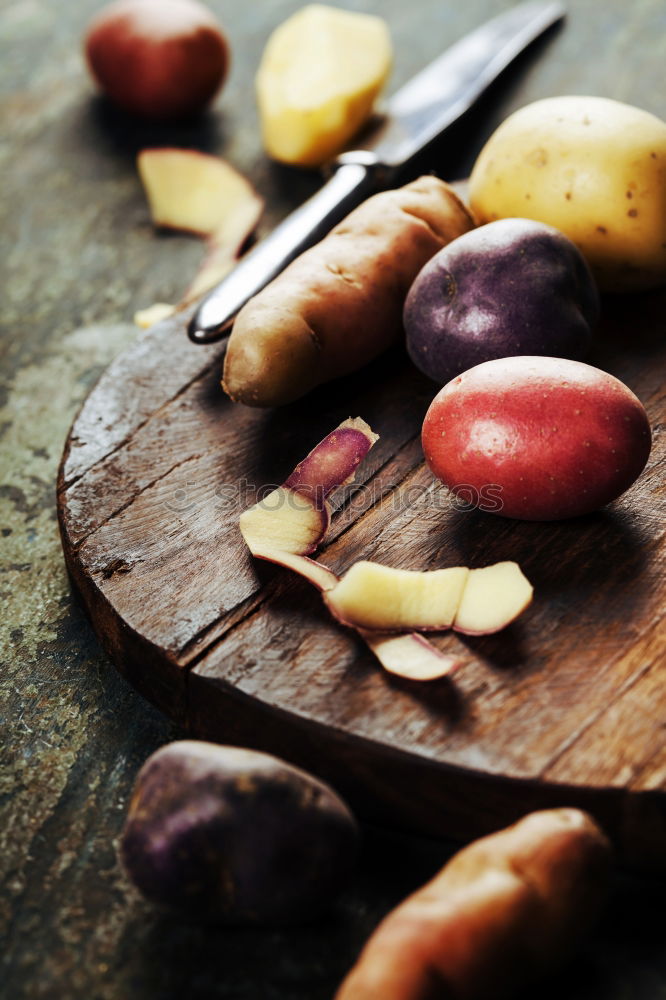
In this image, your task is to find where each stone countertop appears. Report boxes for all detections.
[1,1,664,997]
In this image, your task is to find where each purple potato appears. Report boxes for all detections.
[119,741,359,923]
[404,218,600,385]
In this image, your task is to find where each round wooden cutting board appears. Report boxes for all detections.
[57,283,666,874]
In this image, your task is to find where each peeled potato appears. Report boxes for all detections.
[469,96,666,292]
[256,4,392,168]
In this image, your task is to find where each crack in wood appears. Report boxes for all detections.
[100,557,142,579]
[73,451,206,553]
[58,357,219,493]
[177,587,278,668]
[537,648,662,780]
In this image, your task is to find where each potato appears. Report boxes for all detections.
[84,0,229,120]
[256,4,392,167]
[469,96,666,291]
[336,808,612,1000]
[404,218,599,385]
[222,176,475,407]
[422,355,652,521]
[119,741,359,922]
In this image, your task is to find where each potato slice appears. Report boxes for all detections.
[237,421,532,682]
[361,631,462,682]
[256,4,392,167]
[248,549,339,593]
[133,302,177,328]
[237,420,458,681]
[239,486,330,558]
[138,148,261,236]
[454,562,533,635]
[325,560,533,635]
[326,562,470,631]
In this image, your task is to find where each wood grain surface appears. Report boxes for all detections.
[57,268,666,873]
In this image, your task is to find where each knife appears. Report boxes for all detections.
[188,0,564,344]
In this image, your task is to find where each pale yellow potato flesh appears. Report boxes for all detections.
[327,561,470,631]
[469,96,666,291]
[137,148,262,236]
[361,631,462,681]
[454,562,533,635]
[136,148,263,313]
[256,4,392,167]
[239,487,328,556]
[133,302,176,328]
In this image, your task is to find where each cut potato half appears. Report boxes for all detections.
[256,4,392,167]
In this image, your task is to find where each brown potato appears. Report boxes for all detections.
[222,176,475,407]
[336,808,612,1000]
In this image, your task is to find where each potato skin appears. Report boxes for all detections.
[335,808,612,1000]
[119,741,359,922]
[222,176,475,407]
[469,96,666,292]
[404,218,599,385]
[84,0,229,120]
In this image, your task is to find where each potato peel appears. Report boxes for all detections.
[239,420,534,679]
[239,418,461,682]
[135,148,264,324]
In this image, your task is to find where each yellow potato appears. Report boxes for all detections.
[469,96,666,292]
[256,4,392,168]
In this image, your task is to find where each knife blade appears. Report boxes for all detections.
[188,0,564,344]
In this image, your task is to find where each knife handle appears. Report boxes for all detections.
[187,150,388,344]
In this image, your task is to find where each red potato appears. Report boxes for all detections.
[84,0,229,119]
[422,356,652,520]
[336,808,612,1000]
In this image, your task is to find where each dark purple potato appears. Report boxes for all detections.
[404,218,600,385]
[120,741,359,923]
